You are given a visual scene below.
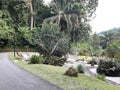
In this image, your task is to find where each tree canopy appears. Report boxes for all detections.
[0,0,100,57]
[44,0,98,42]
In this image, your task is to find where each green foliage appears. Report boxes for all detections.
[0,0,52,48]
[45,0,98,42]
[7,0,28,27]
[0,0,99,49]
[89,33,103,56]
[15,27,34,46]
[70,42,93,56]
[43,55,66,66]
[93,48,103,56]
[34,23,70,57]
[106,46,117,58]
[97,60,120,76]
[30,55,43,64]
[0,10,14,48]
[0,3,33,48]
[96,75,105,81]
[0,10,14,39]
[33,2,53,27]
[100,31,115,49]
[106,41,120,59]
[114,58,120,64]
[77,65,84,73]
[64,67,78,77]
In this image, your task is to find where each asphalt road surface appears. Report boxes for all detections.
[0,53,63,90]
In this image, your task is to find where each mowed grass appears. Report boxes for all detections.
[9,52,120,90]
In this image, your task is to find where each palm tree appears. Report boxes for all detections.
[100,31,115,49]
[43,0,98,42]
[44,0,79,31]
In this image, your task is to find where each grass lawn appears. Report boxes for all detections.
[9,52,120,90]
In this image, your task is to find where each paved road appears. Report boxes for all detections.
[0,53,63,90]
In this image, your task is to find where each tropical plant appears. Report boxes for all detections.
[71,42,93,56]
[0,0,53,49]
[90,32,100,50]
[30,55,43,64]
[44,0,98,42]
[15,27,34,46]
[77,64,84,73]
[114,58,120,64]
[100,31,115,49]
[7,0,28,28]
[34,23,70,57]
[96,74,105,81]
[0,10,14,47]
[105,40,120,58]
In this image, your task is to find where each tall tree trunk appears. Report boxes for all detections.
[30,0,34,30]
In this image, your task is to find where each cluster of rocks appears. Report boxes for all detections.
[63,54,120,86]
[63,54,87,69]
[63,54,99,76]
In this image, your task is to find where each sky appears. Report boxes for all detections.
[43,0,52,5]
[90,0,120,33]
[44,0,120,33]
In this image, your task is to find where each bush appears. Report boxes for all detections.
[77,65,84,73]
[96,75,105,81]
[114,58,120,64]
[43,56,66,66]
[30,55,43,64]
[34,23,70,57]
[70,42,93,56]
[106,44,120,59]
[97,60,120,76]
[64,67,78,77]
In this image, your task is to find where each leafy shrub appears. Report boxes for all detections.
[30,55,43,64]
[43,56,66,66]
[70,42,93,56]
[114,58,120,64]
[93,49,103,56]
[64,67,78,77]
[77,65,84,73]
[97,60,120,76]
[106,44,120,59]
[96,75,105,81]
[34,23,70,57]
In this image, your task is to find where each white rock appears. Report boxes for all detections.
[85,64,91,67]
[67,58,76,62]
[89,68,97,75]
[14,60,18,62]
[22,54,29,60]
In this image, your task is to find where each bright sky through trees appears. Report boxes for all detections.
[90,0,120,33]
[44,0,120,33]
[44,0,52,5]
